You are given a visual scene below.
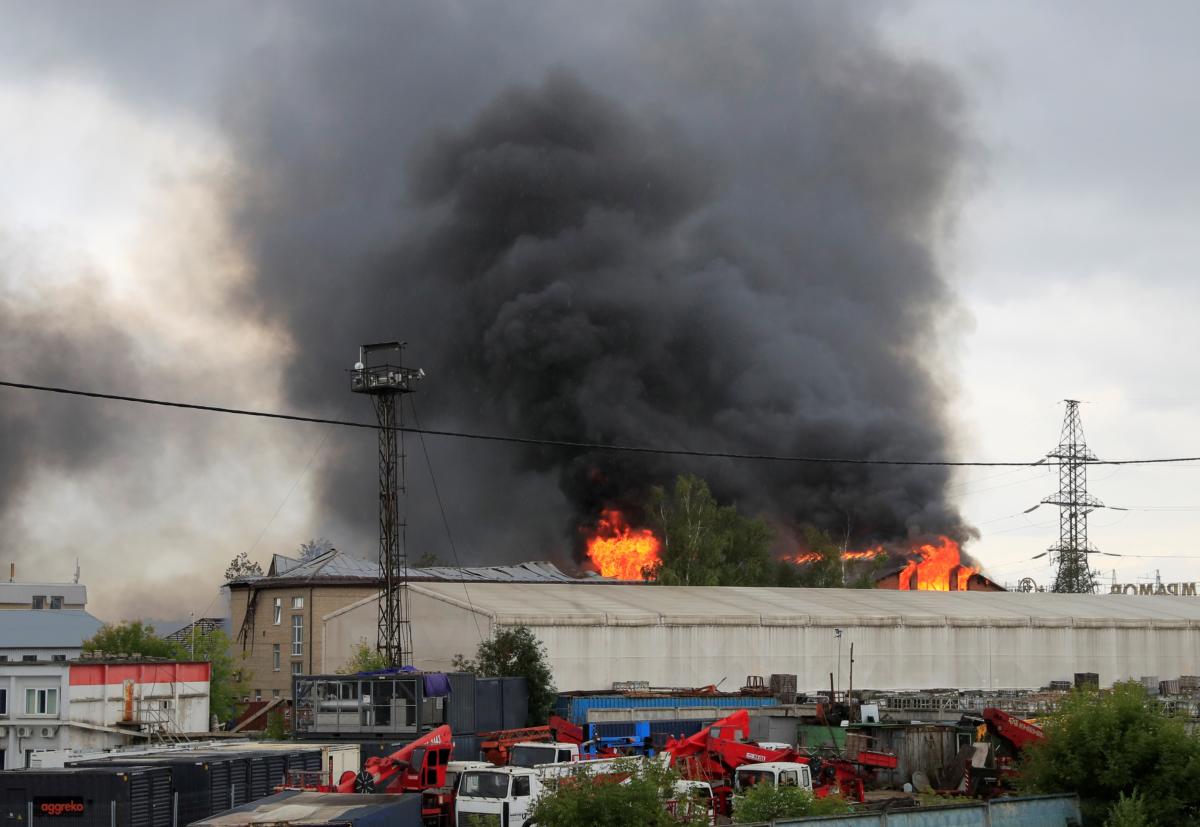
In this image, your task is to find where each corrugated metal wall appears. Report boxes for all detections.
[750,793,1081,826]
[525,622,1200,692]
[555,693,778,723]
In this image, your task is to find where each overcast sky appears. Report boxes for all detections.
[2,1,1199,619]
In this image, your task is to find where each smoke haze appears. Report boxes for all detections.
[221,3,973,558]
[0,1,975,602]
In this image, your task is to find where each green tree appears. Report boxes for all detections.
[733,784,852,822]
[264,709,288,740]
[338,640,391,674]
[647,475,774,587]
[83,623,247,725]
[83,621,181,659]
[224,551,263,582]
[529,759,708,827]
[189,629,248,724]
[1019,682,1200,824]
[1106,792,1151,827]
[453,626,556,725]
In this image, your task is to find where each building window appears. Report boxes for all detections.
[0,687,7,716]
[254,689,262,701]
[49,596,63,610]
[291,615,303,656]
[292,662,302,676]
[272,689,280,698]
[292,596,304,609]
[273,598,282,625]
[0,655,7,662]
[272,644,281,672]
[31,596,45,610]
[51,655,66,662]
[25,688,58,716]
[21,655,36,662]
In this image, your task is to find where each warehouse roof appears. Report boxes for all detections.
[0,609,104,647]
[233,548,595,586]
[392,583,1200,628]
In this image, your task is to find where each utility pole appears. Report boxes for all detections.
[1041,400,1101,593]
[352,342,424,667]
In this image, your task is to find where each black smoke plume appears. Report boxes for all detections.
[220,3,975,564]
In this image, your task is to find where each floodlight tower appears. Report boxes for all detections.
[351,342,424,667]
[1041,400,1101,593]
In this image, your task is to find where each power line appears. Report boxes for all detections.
[8,377,1200,467]
[408,396,483,645]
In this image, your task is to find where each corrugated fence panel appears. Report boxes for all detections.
[447,672,477,734]
[767,795,1081,826]
[989,794,1085,827]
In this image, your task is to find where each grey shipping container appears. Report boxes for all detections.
[446,672,477,734]
[0,766,172,827]
[501,677,529,729]
[190,790,423,826]
[452,735,482,762]
[474,677,504,733]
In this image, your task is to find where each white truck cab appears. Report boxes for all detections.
[447,760,494,793]
[455,766,542,827]
[734,762,814,792]
[508,741,581,767]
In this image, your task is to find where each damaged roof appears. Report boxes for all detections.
[230,548,598,586]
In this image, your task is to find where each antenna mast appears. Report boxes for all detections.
[352,342,424,667]
[1041,400,1101,593]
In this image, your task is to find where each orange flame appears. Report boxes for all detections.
[898,536,977,591]
[586,509,661,581]
[784,545,886,565]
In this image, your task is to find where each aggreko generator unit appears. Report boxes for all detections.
[0,766,172,827]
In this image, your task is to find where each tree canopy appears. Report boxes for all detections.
[646,475,774,586]
[454,626,556,725]
[338,640,391,674]
[224,551,263,582]
[84,620,181,659]
[83,622,247,723]
[1019,681,1200,825]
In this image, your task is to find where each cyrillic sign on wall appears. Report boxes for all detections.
[1110,583,1198,595]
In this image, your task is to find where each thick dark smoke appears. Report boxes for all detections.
[0,289,136,522]
[219,2,974,563]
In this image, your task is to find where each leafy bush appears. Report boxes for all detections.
[529,760,709,827]
[1105,791,1151,827]
[337,640,391,673]
[1019,681,1200,825]
[733,783,852,823]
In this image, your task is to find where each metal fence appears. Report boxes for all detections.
[740,794,1082,826]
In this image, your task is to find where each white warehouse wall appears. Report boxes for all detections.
[322,584,1200,692]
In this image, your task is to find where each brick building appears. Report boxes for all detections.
[228,549,584,700]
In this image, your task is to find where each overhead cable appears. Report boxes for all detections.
[7,378,1200,468]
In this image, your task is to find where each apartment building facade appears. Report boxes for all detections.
[0,658,211,769]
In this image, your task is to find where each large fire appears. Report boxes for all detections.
[785,536,981,591]
[586,509,662,581]
[898,536,977,591]
[784,545,886,565]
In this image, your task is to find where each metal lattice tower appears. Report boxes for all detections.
[1041,400,1101,593]
[351,342,424,667]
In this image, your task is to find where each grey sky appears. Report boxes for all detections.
[0,1,1196,617]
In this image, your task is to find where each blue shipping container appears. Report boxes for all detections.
[555,694,778,724]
